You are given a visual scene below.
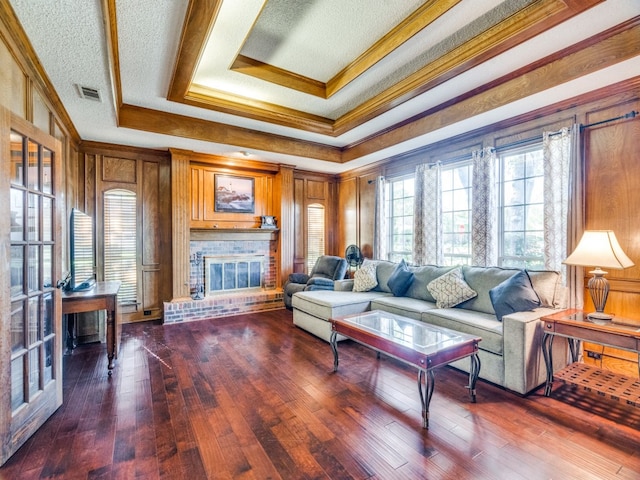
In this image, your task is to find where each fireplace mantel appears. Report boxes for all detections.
[190,228,279,242]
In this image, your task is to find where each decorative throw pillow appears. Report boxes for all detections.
[489,270,541,321]
[427,267,477,308]
[387,259,415,296]
[353,262,378,292]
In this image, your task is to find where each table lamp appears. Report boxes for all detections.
[563,230,634,320]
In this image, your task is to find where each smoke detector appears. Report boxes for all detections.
[76,84,102,102]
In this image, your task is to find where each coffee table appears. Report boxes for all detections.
[330,310,481,428]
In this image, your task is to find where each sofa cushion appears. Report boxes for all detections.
[405,264,456,302]
[422,308,504,356]
[370,296,437,320]
[458,266,523,314]
[373,260,398,293]
[489,270,541,321]
[527,270,562,308]
[427,267,477,308]
[292,289,390,320]
[387,259,415,296]
[353,262,378,292]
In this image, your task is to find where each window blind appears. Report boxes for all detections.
[104,189,137,305]
[307,204,325,272]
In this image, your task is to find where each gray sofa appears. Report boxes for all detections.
[291,260,569,395]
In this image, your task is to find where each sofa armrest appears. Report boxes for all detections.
[334,279,354,292]
[501,308,568,395]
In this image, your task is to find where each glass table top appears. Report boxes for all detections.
[334,310,479,354]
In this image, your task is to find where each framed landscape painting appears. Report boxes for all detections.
[214,175,255,213]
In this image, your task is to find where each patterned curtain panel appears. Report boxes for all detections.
[565,125,585,308]
[373,176,387,260]
[413,163,443,265]
[542,127,571,276]
[471,147,498,266]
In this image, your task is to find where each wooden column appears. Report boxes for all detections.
[276,165,294,288]
[170,149,191,299]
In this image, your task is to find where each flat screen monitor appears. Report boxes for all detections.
[68,208,96,291]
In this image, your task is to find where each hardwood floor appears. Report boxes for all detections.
[2,309,640,479]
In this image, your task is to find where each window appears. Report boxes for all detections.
[386,176,414,263]
[104,189,137,305]
[498,146,544,269]
[441,162,472,266]
[307,203,325,272]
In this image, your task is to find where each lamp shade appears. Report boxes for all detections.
[563,230,634,269]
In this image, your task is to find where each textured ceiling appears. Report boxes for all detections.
[7,0,640,173]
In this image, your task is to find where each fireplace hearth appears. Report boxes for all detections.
[163,232,283,324]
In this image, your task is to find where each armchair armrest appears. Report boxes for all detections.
[306,277,335,288]
[288,273,310,284]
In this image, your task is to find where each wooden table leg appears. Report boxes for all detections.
[106,308,115,375]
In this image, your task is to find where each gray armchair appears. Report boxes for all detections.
[284,255,348,309]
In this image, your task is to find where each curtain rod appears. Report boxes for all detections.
[580,110,638,130]
[381,110,640,176]
[496,110,639,152]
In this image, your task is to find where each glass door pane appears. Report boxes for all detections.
[8,130,58,411]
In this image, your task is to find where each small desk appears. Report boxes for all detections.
[541,309,640,405]
[62,281,121,375]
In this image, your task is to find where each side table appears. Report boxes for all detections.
[541,309,640,406]
[62,281,121,375]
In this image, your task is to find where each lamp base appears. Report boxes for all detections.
[587,311,613,321]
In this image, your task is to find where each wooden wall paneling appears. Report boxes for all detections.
[275,165,294,287]
[327,180,338,256]
[157,157,172,303]
[293,177,305,273]
[140,160,161,319]
[584,104,640,263]
[190,166,202,221]
[171,150,194,299]
[201,168,216,222]
[337,177,357,258]
[31,85,50,134]
[358,173,379,260]
[0,38,26,119]
[581,100,640,374]
[307,179,326,200]
[103,156,136,183]
[191,164,271,228]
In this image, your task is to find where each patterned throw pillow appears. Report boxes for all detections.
[427,267,477,308]
[353,262,378,292]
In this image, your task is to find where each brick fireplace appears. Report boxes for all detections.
[163,229,283,323]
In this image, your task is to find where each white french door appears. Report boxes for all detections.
[0,109,63,465]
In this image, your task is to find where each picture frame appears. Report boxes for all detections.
[214,175,255,213]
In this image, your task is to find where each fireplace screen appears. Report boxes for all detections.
[205,256,263,295]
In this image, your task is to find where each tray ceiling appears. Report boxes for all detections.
[7,0,640,173]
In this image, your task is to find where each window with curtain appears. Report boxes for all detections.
[104,189,137,305]
[498,146,545,269]
[442,162,473,266]
[384,135,567,271]
[307,203,325,272]
[386,176,414,263]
